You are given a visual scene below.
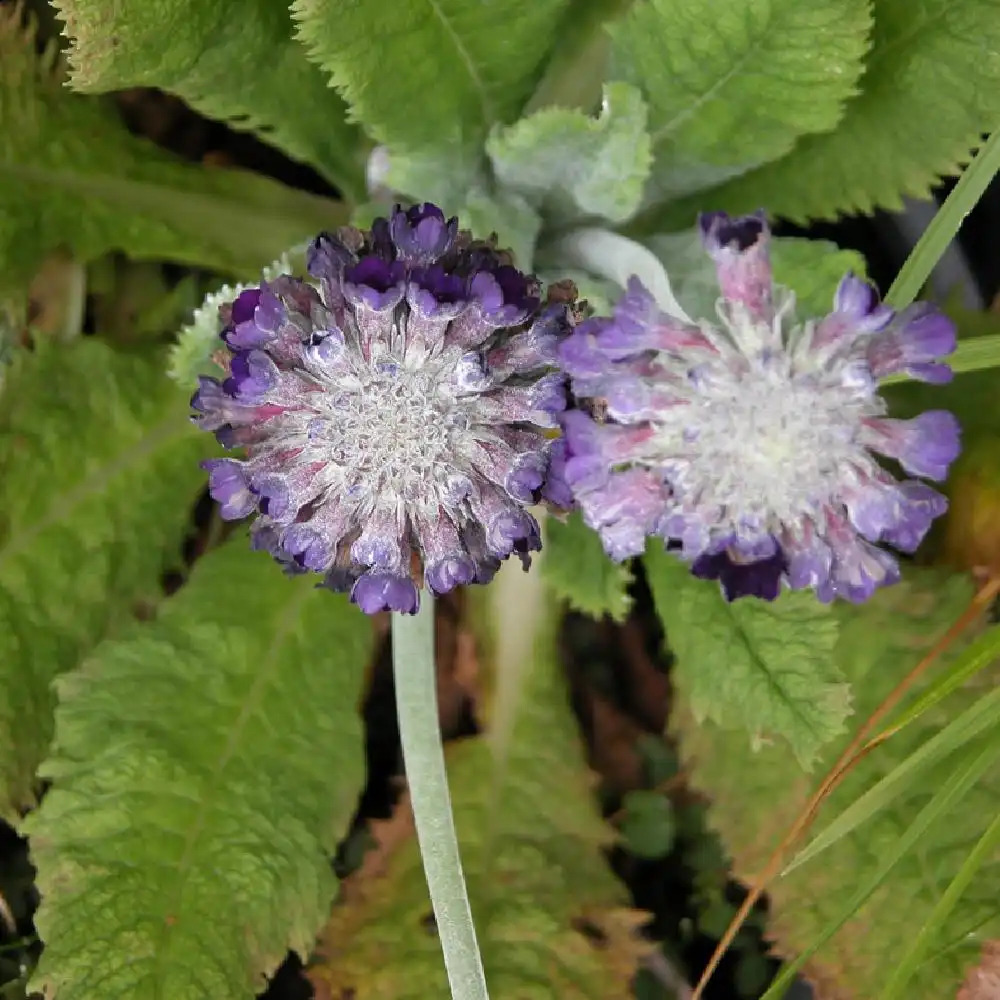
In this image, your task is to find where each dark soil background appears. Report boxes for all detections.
[2,8,998,995]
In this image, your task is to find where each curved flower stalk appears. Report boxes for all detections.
[192,203,572,614]
[558,211,960,603]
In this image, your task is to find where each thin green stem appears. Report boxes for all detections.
[392,597,489,1000]
[886,128,1000,309]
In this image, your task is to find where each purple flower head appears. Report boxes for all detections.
[193,205,574,614]
[559,210,959,604]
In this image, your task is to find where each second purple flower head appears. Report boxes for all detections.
[558,211,960,603]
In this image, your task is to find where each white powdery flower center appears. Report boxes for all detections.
[308,353,473,507]
[658,324,885,527]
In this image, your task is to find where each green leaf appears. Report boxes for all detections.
[609,0,871,200]
[620,791,676,860]
[53,0,366,199]
[647,228,866,320]
[25,541,371,1000]
[381,141,486,214]
[542,511,632,622]
[770,238,868,318]
[291,0,571,149]
[308,561,646,998]
[0,4,348,296]
[676,568,1000,998]
[487,82,652,223]
[657,0,1000,224]
[644,541,849,769]
[0,339,207,820]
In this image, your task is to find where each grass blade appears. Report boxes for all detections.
[784,680,1000,876]
[761,737,1000,1000]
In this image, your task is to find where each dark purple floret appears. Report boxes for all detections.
[411,265,467,309]
[231,288,262,326]
[692,546,787,601]
[389,203,458,264]
[699,209,766,252]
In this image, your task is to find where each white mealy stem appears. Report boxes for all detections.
[392,597,489,1000]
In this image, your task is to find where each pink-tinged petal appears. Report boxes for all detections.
[699,210,773,322]
[867,303,956,381]
[600,277,717,357]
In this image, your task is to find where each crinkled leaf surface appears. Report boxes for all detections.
[25,541,371,1000]
[0,339,206,820]
[659,0,1000,224]
[647,228,867,320]
[610,0,871,200]
[0,5,347,296]
[291,0,571,149]
[309,563,646,998]
[543,511,632,622]
[675,569,1000,998]
[487,81,652,223]
[644,542,850,769]
[53,0,365,198]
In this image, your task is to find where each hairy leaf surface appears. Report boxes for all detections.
[543,511,632,622]
[676,570,1000,998]
[487,81,652,223]
[53,0,365,198]
[308,562,646,998]
[610,0,871,200]
[658,0,1000,223]
[26,542,371,1000]
[0,340,206,819]
[292,0,571,149]
[0,5,347,295]
[644,543,850,768]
